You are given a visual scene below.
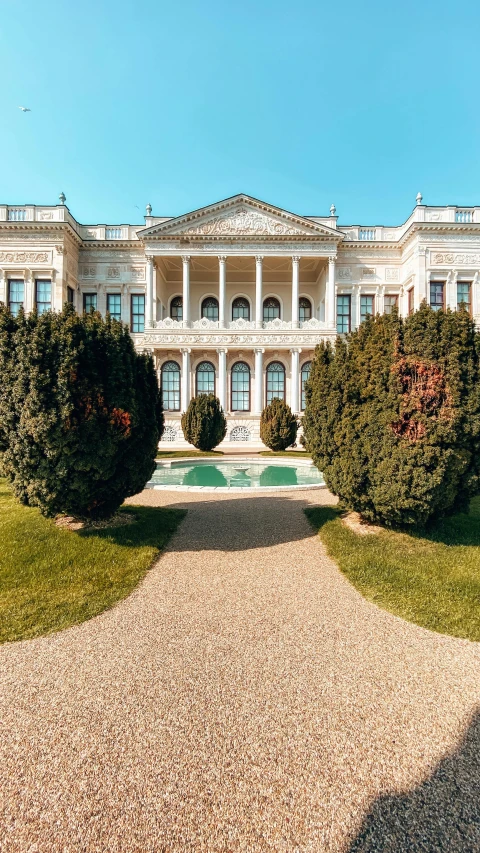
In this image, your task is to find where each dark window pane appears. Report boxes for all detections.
[196,361,215,395]
[8,280,24,317]
[170,296,183,321]
[161,360,181,411]
[360,295,374,323]
[408,288,415,315]
[266,361,285,404]
[336,295,350,333]
[384,295,398,314]
[201,298,219,321]
[107,293,121,321]
[301,361,312,411]
[263,298,280,322]
[299,298,312,322]
[430,282,444,312]
[457,282,471,312]
[131,294,145,332]
[231,362,250,411]
[35,280,51,315]
[83,292,97,313]
[232,297,250,320]
[67,286,74,304]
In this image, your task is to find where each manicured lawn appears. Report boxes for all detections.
[0,479,185,643]
[305,497,480,641]
[259,450,311,458]
[156,450,224,458]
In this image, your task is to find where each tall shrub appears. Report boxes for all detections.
[260,398,298,451]
[303,305,480,527]
[181,393,226,450]
[0,304,164,519]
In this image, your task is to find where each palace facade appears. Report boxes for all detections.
[1,193,479,447]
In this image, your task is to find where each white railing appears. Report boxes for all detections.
[153,317,326,331]
[105,227,122,239]
[455,210,473,223]
[359,228,376,240]
[8,207,26,221]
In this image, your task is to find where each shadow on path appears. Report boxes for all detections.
[348,708,480,853]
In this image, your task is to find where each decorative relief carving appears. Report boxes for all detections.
[130,266,145,280]
[426,212,444,222]
[0,251,50,263]
[107,266,120,279]
[299,318,325,329]
[362,268,376,278]
[38,211,54,220]
[183,208,309,237]
[432,253,480,265]
[85,229,98,239]
[229,318,256,330]
[191,317,219,329]
[338,267,351,280]
[263,318,292,330]
[141,332,333,347]
[385,268,400,281]
[155,318,183,329]
[82,265,96,278]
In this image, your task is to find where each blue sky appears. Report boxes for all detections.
[1,0,479,225]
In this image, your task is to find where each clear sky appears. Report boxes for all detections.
[1,0,479,226]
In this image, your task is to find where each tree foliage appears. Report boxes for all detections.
[0,304,163,519]
[181,393,227,450]
[303,304,480,527]
[260,397,298,451]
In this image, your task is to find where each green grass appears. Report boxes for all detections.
[0,479,185,643]
[259,450,311,457]
[305,497,480,641]
[156,450,224,458]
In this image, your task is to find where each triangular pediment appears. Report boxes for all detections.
[139,194,341,240]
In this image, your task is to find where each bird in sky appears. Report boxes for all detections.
[18,106,31,112]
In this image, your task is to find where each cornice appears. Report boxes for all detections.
[0,220,83,247]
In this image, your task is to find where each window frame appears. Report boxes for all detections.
[231,361,251,412]
[130,293,145,333]
[360,294,375,324]
[429,281,444,313]
[336,294,351,334]
[408,287,415,316]
[263,297,281,323]
[195,360,216,396]
[201,296,219,322]
[106,292,122,321]
[67,286,75,305]
[170,295,183,321]
[265,360,286,404]
[457,281,472,314]
[161,360,181,412]
[384,294,399,315]
[232,296,250,321]
[35,279,52,315]
[83,292,97,313]
[8,279,24,317]
[299,296,313,323]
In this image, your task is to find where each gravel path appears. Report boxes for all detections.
[1,488,480,852]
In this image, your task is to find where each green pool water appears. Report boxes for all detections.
[149,461,324,489]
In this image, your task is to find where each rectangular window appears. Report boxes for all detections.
[408,288,415,315]
[35,279,51,315]
[107,293,122,321]
[67,286,74,304]
[384,295,398,315]
[83,292,97,313]
[131,294,145,333]
[360,295,374,323]
[430,282,444,312]
[8,280,24,317]
[336,295,351,334]
[457,282,471,313]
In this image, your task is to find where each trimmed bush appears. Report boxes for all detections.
[0,304,163,519]
[303,304,480,527]
[260,398,298,451]
[181,394,227,451]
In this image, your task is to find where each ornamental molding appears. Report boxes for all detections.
[432,252,480,266]
[140,331,334,347]
[146,240,338,255]
[183,208,307,237]
[385,268,400,281]
[0,250,51,263]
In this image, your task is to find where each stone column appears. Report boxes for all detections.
[254,348,264,413]
[181,348,191,412]
[146,256,154,328]
[218,256,226,328]
[182,255,190,327]
[217,348,228,410]
[290,348,301,413]
[291,256,300,328]
[326,255,336,328]
[473,272,480,318]
[416,247,427,308]
[255,256,263,329]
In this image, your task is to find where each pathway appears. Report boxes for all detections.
[1,488,479,852]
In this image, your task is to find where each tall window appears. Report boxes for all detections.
[67,286,74,305]
[131,294,145,332]
[360,295,374,323]
[266,361,286,404]
[299,297,312,322]
[384,295,398,314]
[457,282,471,313]
[231,362,250,411]
[35,280,51,315]
[301,361,312,411]
[107,293,121,321]
[201,297,219,321]
[263,297,281,322]
[430,282,444,312]
[232,297,250,320]
[170,296,183,321]
[8,280,24,317]
[408,288,415,315]
[83,292,97,313]
[196,361,215,395]
[336,295,351,333]
[161,361,181,411]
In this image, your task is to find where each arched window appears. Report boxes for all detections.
[266,361,286,404]
[263,297,281,322]
[196,361,215,395]
[201,297,219,321]
[161,361,181,411]
[170,296,183,321]
[301,361,312,410]
[299,297,312,322]
[232,297,250,321]
[231,362,250,411]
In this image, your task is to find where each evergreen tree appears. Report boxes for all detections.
[0,304,163,519]
[303,305,480,527]
[181,393,227,451]
[260,398,298,451]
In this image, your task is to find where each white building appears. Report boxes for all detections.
[1,193,479,448]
